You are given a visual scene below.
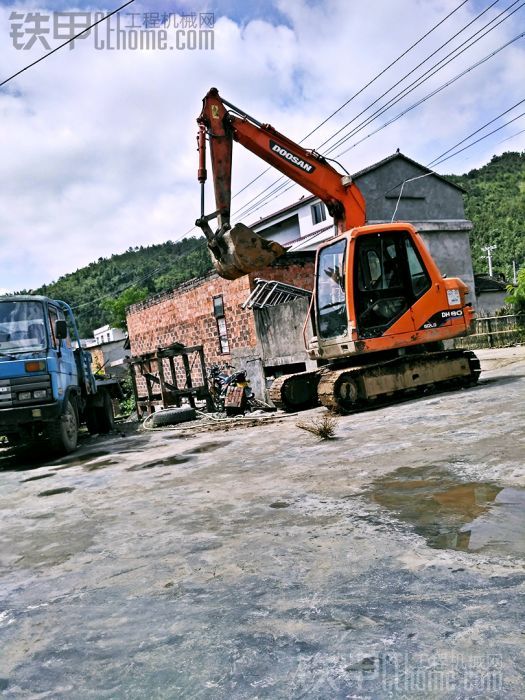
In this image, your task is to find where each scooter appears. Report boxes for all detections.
[207,364,257,416]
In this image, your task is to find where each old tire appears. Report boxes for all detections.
[96,391,114,434]
[47,398,78,455]
[150,406,196,427]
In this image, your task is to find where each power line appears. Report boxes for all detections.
[428,96,525,165]
[232,0,506,221]
[430,108,525,166]
[321,0,507,155]
[235,27,525,223]
[334,30,525,157]
[323,0,523,156]
[228,0,471,207]
[0,0,135,89]
[495,125,525,143]
[71,265,164,310]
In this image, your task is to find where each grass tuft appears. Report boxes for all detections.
[297,413,338,440]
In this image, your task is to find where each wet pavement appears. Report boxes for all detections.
[0,346,524,698]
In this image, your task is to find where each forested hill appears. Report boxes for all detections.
[446,151,525,280]
[31,237,212,337]
[27,151,524,337]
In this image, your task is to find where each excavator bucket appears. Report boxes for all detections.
[208,223,287,280]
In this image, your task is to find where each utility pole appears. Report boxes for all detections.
[482,244,497,277]
[513,260,518,284]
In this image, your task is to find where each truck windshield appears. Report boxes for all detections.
[0,301,47,354]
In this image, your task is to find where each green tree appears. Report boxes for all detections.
[506,268,525,315]
[102,286,149,330]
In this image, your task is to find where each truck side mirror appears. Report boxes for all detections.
[55,319,68,340]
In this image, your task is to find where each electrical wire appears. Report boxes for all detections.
[430,108,525,166]
[320,0,507,155]
[334,30,525,159]
[229,0,471,207]
[427,96,525,165]
[70,264,165,310]
[0,0,135,89]
[185,0,473,235]
[323,0,522,155]
[239,24,525,221]
[495,125,525,143]
[325,0,525,156]
[234,0,521,221]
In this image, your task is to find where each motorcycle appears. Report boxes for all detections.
[207,364,257,416]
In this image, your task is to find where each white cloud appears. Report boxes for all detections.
[0,0,523,291]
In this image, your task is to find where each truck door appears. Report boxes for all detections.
[48,305,78,396]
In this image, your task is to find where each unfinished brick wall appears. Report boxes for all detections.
[248,257,315,292]
[128,272,253,362]
[126,253,315,397]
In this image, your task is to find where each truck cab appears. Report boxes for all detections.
[0,295,119,454]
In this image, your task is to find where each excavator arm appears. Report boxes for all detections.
[196,87,366,279]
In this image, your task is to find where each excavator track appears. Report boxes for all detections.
[270,351,480,413]
[317,350,480,413]
[269,370,320,412]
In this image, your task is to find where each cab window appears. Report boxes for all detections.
[316,238,348,339]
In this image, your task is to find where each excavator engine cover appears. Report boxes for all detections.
[209,223,286,280]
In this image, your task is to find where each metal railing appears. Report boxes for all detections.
[242,278,311,309]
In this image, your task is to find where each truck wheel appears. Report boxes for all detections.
[96,391,115,434]
[47,398,78,454]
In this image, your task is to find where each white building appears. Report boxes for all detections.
[93,324,127,346]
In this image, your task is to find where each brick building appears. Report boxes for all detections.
[127,254,315,399]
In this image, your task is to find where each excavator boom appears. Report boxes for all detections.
[196,87,366,279]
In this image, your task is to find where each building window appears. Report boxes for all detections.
[311,201,326,225]
[213,295,230,353]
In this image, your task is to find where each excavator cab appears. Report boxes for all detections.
[353,230,430,338]
[313,224,474,359]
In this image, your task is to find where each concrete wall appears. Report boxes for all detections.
[355,158,465,221]
[418,227,476,303]
[254,297,315,367]
[476,291,508,317]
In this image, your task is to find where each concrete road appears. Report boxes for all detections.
[0,347,524,699]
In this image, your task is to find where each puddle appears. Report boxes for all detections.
[55,450,110,469]
[83,459,118,472]
[270,501,290,509]
[184,441,230,454]
[126,455,194,472]
[37,487,75,497]
[21,473,56,483]
[367,466,525,556]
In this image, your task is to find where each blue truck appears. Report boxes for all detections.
[0,295,121,455]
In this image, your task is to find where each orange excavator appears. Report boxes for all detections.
[196,87,480,412]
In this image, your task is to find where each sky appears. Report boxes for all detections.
[0,0,524,292]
